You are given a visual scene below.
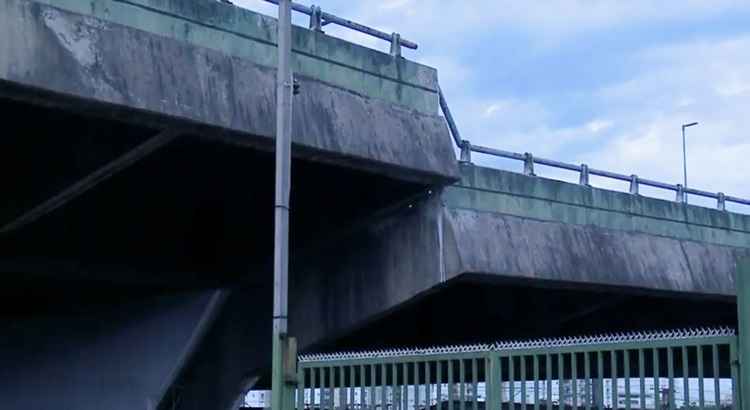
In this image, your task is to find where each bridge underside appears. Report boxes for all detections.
[323,275,737,354]
[0,88,430,410]
[0,91,426,284]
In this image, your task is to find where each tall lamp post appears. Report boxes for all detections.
[681,122,698,203]
[272,2,294,410]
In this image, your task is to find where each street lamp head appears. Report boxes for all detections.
[682,122,699,129]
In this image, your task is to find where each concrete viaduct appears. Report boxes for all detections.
[1,1,748,409]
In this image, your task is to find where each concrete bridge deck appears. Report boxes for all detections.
[0,0,457,184]
[295,164,749,349]
[1,1,456,409]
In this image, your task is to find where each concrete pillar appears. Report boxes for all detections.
[738,258,750,410]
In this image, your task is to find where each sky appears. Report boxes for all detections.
[233,0,750,211]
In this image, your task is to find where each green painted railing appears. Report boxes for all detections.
[296,328,739,410]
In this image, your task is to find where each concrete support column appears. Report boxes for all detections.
[738,258,750,410]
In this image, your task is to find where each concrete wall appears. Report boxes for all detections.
[289,192,445,349]
[285,165,750,354]
[0,289,226,410]
[442,164,750,296]
[0,0,458,183]
[31,0,439,114]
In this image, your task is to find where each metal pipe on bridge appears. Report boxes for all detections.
[261,0,418,51]
[437,87,750,211]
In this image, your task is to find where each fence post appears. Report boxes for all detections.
[459,140,472,163]
[487,354,501,410]
[390,32,402,57]
[309,5,323,32]
[629,175,639,195]
[675,184,685,203]
[579,164,589,186]
[523,153,535,176]
[737,259,749,410]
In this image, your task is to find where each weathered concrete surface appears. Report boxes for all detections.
[3,163,748,410]
[281,165,750,356]
[31,0,439,113]
[288,165,750,351]
[289,191,445,349]
[0,289,226,410]
[441,164,750,297]
[0,0,458,183]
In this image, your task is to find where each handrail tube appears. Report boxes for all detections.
[261,0,418,49]
[636,178,677,191]
[534,157,581,172]
[468,143,748,207]
[588,168,631,183]
[685,187,719,199]
[470,144,525,161]
[438,86,463,147]
[727,196,750,206]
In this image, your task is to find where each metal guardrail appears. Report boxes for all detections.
[260,0,417,56]
[300,328,736,362]
[256,0,745,211]
[439,89,750,211]
[297,327,740,410]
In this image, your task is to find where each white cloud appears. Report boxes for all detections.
[577,35,750,200]
[300,1,750,51]
[585,120,613,134]
[226,1,750,210]
[449,33,750,206]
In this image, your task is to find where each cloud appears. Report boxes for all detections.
[577,35,750,201]
[585,120,613,134]
[450,33,750,206]
[226,1,750,210]
[290,0,750,51]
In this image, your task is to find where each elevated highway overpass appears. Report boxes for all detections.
[0,1,748,409]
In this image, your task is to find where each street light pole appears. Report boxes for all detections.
[681,122,698,204]
[272,2,293,410]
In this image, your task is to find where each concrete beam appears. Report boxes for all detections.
[289,192,445,349]
[442,208,748,297]
[441,164,750,298]
[0,0,458,184]
[0,289,227,410]
[0,129,179,234]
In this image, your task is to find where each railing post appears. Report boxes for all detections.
[718,192,726,211]
[523,153,535,176]
[459,140,472,163]
[737,258,749,410]
[629,174,639,195]
[675,184,685,203]
[308,5,323,32]
[486,354,501,410]
[579,164,590,186]
[390,32,402,57]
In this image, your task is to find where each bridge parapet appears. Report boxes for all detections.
[441,164,750,297]
[30,0,438,113]
[1,0,457,184]
[445,164,750,249]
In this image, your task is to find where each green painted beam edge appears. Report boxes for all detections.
[454,164,750,234]
[32,0,439,113]
[444,187,750,248]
